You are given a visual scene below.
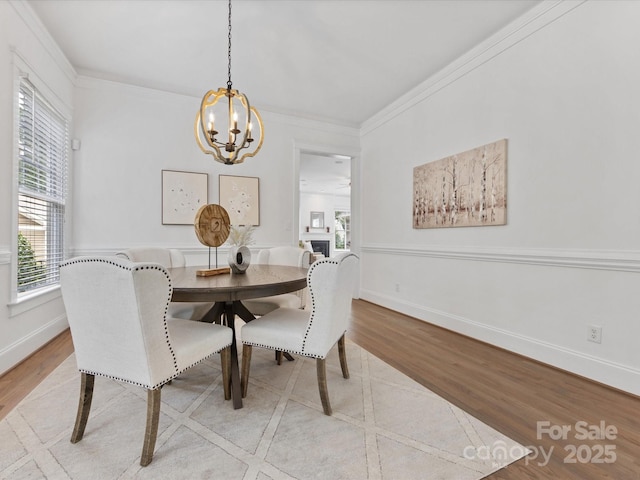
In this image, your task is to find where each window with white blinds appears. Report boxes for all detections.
[17,78,68,294]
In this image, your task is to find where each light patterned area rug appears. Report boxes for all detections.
[1,341,527,479]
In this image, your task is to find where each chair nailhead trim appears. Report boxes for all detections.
[61,256,196,382]
[79,341,232,390]
[242,342,325,360]
[301,256,344,353]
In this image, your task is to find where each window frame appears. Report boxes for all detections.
[9,56,72,312]
[334,209,351,251]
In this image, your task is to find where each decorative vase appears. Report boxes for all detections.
[228,245,251,274]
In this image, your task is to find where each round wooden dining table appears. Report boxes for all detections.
[168,264,308,409]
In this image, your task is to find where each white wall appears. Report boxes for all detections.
[71,77,360,266]
[0,1,75,374]
[359,0,640,395]
[3,0,639,397]
[0,2,359,373]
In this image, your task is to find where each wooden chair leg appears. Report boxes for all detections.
[338,335,350,379]
[140,388,162,467]
[275,350,294,363]
[316,358,332,416]
[221,346,232,401]
[241,344,253,398]
[71,372,95,444]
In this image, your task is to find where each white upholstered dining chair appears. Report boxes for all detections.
[240,252,359,415]
[241,246,312,316]
[116,247,214,321]
[59,256,233,466]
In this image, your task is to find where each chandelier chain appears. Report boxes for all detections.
[227,0,232,90]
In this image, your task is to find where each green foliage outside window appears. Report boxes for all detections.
[18,231,45,288]
[334,210,350,250]
[335,223,345,249]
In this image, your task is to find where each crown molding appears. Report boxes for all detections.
[75,75,198,103]
[76,75,360,137]
[361,0,586,135]
[8,0,77,84]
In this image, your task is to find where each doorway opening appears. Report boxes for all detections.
[298,151,352,259]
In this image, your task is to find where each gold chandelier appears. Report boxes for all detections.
[194,0,263,165]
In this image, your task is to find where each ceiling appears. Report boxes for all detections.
[28,0,539,128]
[27,0,539,195]
[300,152,351,196]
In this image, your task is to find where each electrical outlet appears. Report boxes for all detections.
[395,283,400,292]
[588,325,602,344]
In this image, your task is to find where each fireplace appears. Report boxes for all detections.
[310,240,330,258]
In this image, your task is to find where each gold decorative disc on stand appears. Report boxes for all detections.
[194,204,231,276]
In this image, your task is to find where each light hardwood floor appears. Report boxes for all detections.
[347,300,640,480]
[1,299,639,479]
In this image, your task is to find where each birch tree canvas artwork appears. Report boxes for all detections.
[413,139,507,229]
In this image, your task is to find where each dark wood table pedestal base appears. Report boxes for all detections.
[201,300,293,409]
[169,265,308,410]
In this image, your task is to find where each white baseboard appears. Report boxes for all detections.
[0,314,69,376]
[360,289,640,397]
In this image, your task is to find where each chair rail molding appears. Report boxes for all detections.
[73,245,640,273]
[361,244,640,273]
[72,245,282,258]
